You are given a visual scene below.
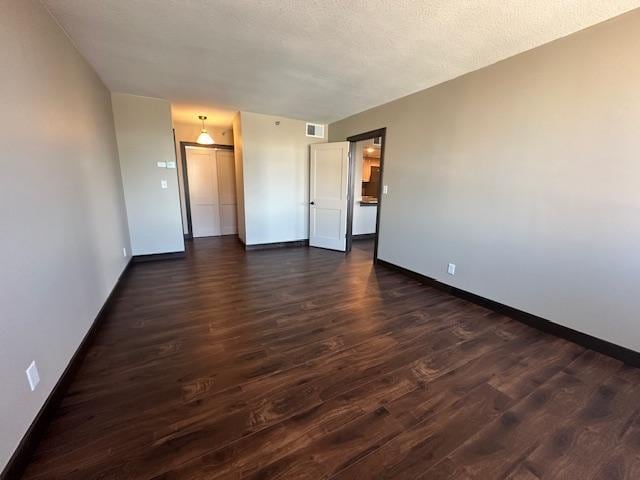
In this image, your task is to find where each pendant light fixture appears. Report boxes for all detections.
[196,115,214,145]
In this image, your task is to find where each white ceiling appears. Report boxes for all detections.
[43,0,640,126]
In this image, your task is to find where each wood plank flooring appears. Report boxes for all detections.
[20,237,640,479]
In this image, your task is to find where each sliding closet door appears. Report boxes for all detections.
[186,148,222,237]
[216,150,238,235]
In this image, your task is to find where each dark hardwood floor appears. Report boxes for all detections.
[20,237,640,479]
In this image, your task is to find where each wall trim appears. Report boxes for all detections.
[1,259,133,480]
[376,258,640,368]
[131,251,186,263]
[244,240,309,251]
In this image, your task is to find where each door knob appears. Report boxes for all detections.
[310,201,315,205]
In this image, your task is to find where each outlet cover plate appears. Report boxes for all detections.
[26,361,40,391]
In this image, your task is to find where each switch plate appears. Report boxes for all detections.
[122,247,127,258]
[383,185,389,194]
[26,361,40,392]
[166,161,176,169]
[156,161,167,168]
[447,263,456,275]
[161,180,168,189]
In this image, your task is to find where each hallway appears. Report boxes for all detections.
[21,238,640,479]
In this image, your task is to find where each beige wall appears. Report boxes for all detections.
[172,122,234,234]
[112,94,185,255]
[232,113,247,242]
[0,0,130,470]
[237,112,327,245]
[330,10,640,352]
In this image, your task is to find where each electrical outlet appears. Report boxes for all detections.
[447,263,456,275]
[26,361,40,392]
[161,180,168,189]
[122,247,127,258]
[383,185,389,195]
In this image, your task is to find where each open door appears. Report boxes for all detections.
[309,142,350,251]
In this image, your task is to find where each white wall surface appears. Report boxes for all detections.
[0,0,130,470]
[172,121,233,234]
[112,94,185,255]
[238,112,327,245]
[330,10,640,352]
[353,206,377,236]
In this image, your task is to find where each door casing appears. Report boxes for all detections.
[345,128,387,262]
[180,141,234,239]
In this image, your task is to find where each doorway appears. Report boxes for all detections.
[346,128,386,261]
[347,135,382,259]
[180,142,237,239]
[307,128,386,261]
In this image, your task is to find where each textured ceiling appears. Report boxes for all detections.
[43,0,640,126]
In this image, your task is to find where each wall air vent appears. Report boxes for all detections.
[306,123,325,138]
[373,137,382,146]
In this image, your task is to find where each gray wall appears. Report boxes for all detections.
[330,10,640,352]
[237,112,327,245]
[0,0,131,470]
[112,94,185,255]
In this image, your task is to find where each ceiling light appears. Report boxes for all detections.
[366,147,375,154]
[196,115,214,145]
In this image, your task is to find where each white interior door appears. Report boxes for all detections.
[309,142,350,251]
[216,150,238,235]
[186,148,222,237]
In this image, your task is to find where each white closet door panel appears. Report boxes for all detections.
[220,205,237,235]
[191,204,221,237]
[216,150,237,204]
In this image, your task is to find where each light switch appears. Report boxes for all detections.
[161,180,168,189]
[383,185,389,195]
[166,161,176,169]
[156,161,167,168]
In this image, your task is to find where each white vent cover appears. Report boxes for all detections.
[306,123,325,138]
[373,137,382,146]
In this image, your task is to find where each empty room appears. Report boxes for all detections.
[2,1,640,479]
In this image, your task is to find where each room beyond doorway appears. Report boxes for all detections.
[346,128,386,260]
[351,138,381,246]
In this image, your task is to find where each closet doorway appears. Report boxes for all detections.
[181,143,237,238]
